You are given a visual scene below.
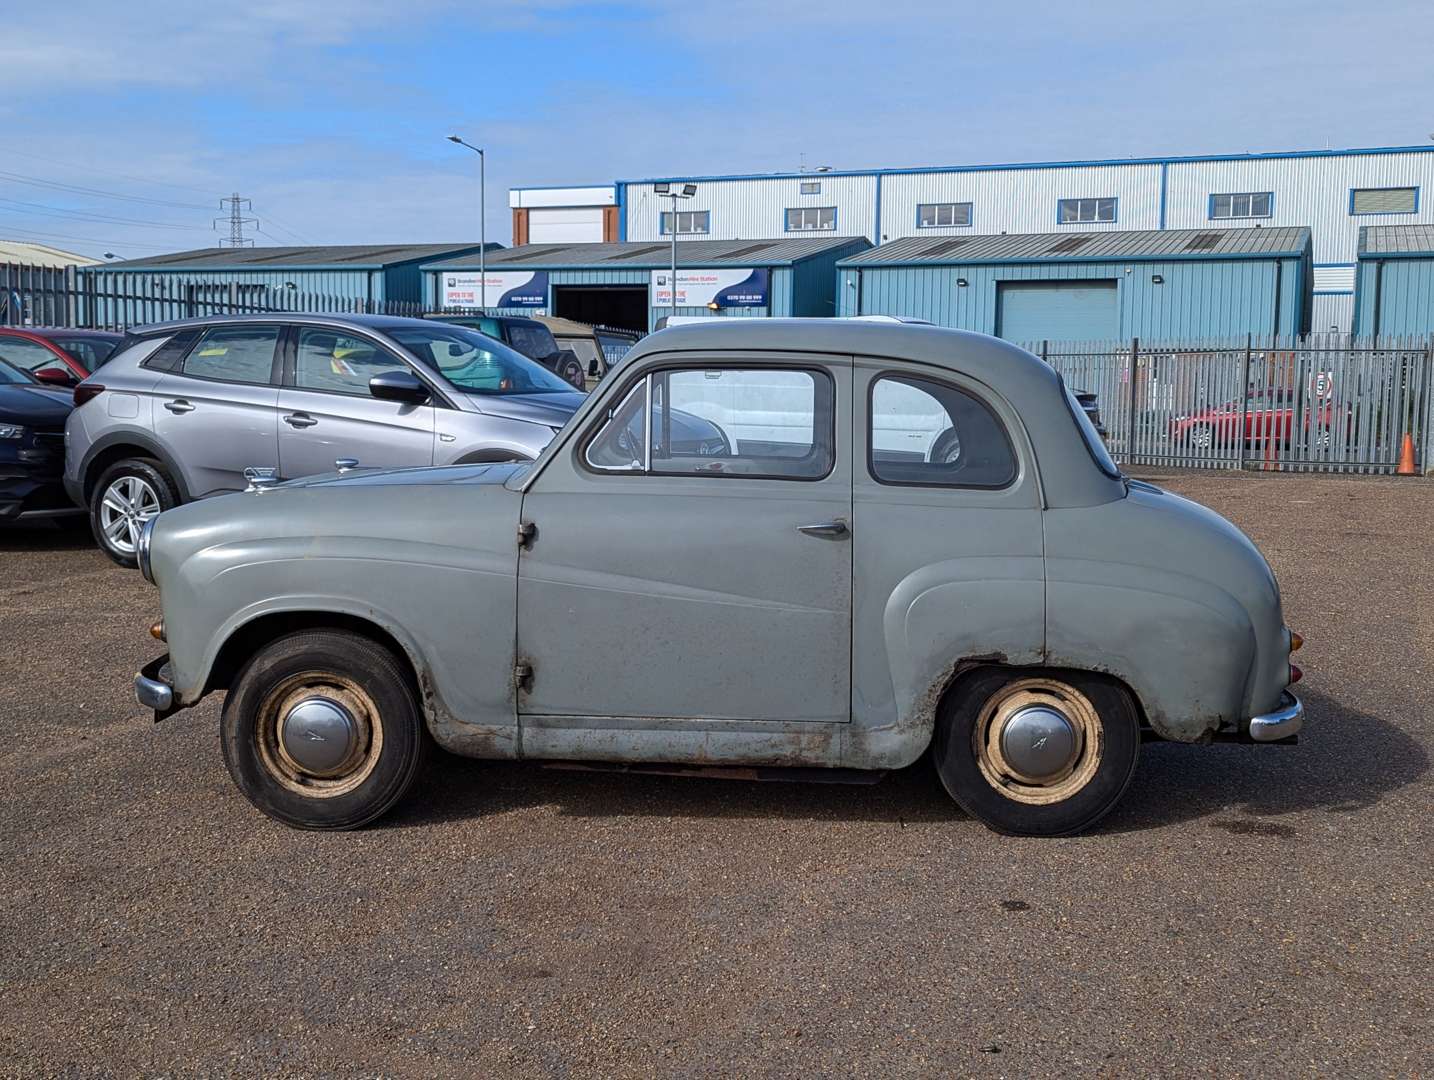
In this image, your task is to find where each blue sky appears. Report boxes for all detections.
[3,0,1432,259]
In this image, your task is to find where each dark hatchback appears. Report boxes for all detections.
[0,357,81,524]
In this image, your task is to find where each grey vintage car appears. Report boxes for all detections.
[133,320,1304,836]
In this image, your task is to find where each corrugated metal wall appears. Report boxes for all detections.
[1353,257,1434,335]
[612,150,1434,331]
[839,256,1307,339]
[623,175,878,245]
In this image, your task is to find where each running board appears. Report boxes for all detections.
[539,761,888,784]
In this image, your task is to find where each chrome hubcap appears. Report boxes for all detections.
[999,705,1080,781]
[98,475,160,555]
[973,679,1104,805]
[256,674,382,798]
[280,697,361,778]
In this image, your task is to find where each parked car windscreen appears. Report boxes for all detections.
[0,357,35,384]
[49,336,120,371]
[386,325,575,395]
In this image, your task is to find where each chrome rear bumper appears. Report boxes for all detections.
[1249,691,1303,742]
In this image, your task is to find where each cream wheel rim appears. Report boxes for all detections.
[972,678,1103,805]
[255,672,383,798]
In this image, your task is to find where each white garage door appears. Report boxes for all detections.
[529,208,604,244]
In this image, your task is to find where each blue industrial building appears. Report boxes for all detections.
[81,243,495,324]
[1353,225,1434,336]
[421,236,870,332]
[835,226,1312,342]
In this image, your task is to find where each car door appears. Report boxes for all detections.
[516,354,853,723]
[277,325,436,480]
[151,323,282,497]
[0,335,77,382]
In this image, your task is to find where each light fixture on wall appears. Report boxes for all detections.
[1151,274,1165,284]
[956,277,969,287]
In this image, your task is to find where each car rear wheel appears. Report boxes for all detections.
[221,629,429,830]
[1186,424,1215,450]
[89,458,177,567]
[933,669,1141,836]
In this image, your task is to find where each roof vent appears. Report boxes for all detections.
[1184,232,1224,251]
[605,244,669,261]
[721,242,778,259]
[922,238,970,259]
[497,245,572,263]
[1047,236,1093,254]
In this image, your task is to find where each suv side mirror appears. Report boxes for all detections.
[35,367,76,386]
[369,370,430,405]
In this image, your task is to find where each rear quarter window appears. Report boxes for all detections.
[869,373,1017,489]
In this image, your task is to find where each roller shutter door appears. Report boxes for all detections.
[997,280,1118,343]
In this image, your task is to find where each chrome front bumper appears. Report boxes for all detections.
[135,654,179,720]
[1248,691,1303,742]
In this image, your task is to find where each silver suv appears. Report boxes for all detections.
[64,314,587,566]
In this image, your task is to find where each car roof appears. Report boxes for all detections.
[126,312,447,336]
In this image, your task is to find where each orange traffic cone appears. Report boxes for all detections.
[1397,432,1417,476]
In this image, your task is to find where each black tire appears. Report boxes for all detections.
[929,426,962,465]
[220,629,429,830]
[89,458,179,568]
[933,668,1141,837]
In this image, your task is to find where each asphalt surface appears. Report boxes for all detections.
[1,471,1430,1077]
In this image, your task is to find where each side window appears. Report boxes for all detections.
[869,374,1016,488]
[585,367,835,480]
[295,329,411,395]
[180,325,280,384]
[507,325,557,359]
[0,338,64,375]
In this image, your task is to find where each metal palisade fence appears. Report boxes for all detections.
[0,261,430,326]
[1032,334,1433,475]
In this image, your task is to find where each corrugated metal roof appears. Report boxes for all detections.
[1359,224,1434,257]
[424,236,867,270]
[837,227,1311,266]
[100,243,494,270]
[0,239,101,266]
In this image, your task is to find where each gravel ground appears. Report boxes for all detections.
[1,471,1430,1077]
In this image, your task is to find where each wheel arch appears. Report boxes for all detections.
[204,609,422,699]
[81,430,192,503]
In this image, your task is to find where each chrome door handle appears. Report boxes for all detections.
[283,412,317,428]
[797,520,850,539]
[163,399,194,414]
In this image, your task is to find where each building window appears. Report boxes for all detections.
[1350,187,1418,215]
[660,210,710,235]
[1057,197,1116,224]
[785,206,836,231]
[1210,192,1272,219]
[917,202,973,228]
[800,181,821,195]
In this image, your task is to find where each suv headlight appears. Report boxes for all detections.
[137,517,156,584]
[0,424,25,440]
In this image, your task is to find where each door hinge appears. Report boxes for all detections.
[517,521,538,549]
[513,659,535,692]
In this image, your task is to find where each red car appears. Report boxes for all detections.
[0,327,125,386]
[1169,389,1341,449]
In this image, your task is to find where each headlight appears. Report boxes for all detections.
[0,424,25,440]
[137,517,156,584]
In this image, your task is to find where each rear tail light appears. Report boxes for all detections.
[1289,664,1303,685]
[73,383,105,407]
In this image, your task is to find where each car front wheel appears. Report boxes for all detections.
[933,669,1141,836]
[220,629,429,830]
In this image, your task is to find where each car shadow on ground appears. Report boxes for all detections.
[384,687,1426,836]
[0,521,95,553]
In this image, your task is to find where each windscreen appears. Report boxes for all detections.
[387,325,574,395]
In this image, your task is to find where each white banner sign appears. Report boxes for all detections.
[440,270,548,308]
[649,268,769,309]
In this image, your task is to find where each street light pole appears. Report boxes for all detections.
[654,183,696,323]
[447,135,486,311]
